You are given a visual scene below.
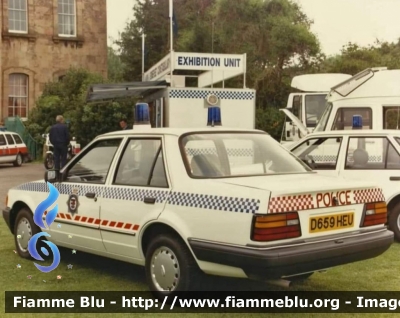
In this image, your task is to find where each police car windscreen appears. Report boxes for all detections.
[181,132,311,178]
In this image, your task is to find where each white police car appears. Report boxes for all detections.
[288,128,400,241]
[2,105,394,296]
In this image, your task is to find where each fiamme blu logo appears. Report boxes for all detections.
[27,182,61,273]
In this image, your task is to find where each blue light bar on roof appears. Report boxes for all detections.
[207,106,222,127]
[352,115,362,129]
[134,103,150,125]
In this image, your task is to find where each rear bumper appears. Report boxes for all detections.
[188,229,394,279]
[2,207,12,232]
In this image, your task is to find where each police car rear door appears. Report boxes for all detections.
[99,136,170,260]
[4,133,17,161]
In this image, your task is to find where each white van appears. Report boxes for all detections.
[280,73,351,144]
[283,67,400,144]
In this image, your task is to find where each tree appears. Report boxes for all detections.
[318,39,400,75]
[108,45,126,82]
[25,68,135,148]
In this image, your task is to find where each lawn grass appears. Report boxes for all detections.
[1,217,399,317]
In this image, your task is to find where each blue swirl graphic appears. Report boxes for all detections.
[28,232,60,273]
[29,182,61,273]
[33,182,59,229]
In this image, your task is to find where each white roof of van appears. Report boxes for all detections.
[291,73,352,92]
[329,68,400,101]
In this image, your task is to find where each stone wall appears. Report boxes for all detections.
[0,0,107,121]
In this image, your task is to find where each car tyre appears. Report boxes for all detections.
[388,202,400,241]
[145,233,202,299]
[13,153,23,167]
[14,208,41,259]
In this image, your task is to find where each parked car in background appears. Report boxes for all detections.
[288,130,400,240]
[0,130,29,167]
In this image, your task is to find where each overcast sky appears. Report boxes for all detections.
[107,0,400,56]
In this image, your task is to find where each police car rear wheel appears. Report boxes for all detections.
[14,208,40,258]
[145,233,200,295]
[13,153,22,167]
[388,202,400,241]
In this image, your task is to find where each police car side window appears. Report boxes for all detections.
[386,141,400,169]
[292,137,341,170]
[12,134,23,144]
[345,137,389,169]
[0,135,6,146]
[114,139,168,188]
[66,138,122,184]
[5,134,15,145]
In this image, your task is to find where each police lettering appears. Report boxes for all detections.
[316,190,351,208]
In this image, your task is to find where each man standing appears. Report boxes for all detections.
[49,115,70,171]
[119,119,129,130]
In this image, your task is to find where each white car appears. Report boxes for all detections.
[0,130,29,166]
[2,126,393,297]
[288,130,400,241]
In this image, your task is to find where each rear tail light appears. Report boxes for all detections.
[251,212,301,242]
[361,202,387,227]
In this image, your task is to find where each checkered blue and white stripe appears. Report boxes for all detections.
[169,90,255,100]
[167,192,260,213]
[102,187,168,203]
[185,148,254,157]
[14,182,260,214]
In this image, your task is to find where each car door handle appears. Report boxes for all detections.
[85,192,97,202]
[390,176,400,181]
[144,197,156,204]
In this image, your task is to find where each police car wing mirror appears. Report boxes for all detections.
[44,170,58,183]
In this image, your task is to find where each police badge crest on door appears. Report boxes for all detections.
[67,188,80,213]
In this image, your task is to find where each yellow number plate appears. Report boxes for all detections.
[309,212,354,233]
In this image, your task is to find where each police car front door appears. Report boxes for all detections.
[50,138,124,252]
[99,137,170,260]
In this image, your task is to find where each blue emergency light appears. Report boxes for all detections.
[134,103,150,125]
[0,127,6,131]
[352,115,363,129]
[207,106,222,127]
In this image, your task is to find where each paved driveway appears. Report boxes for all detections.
[0,163,44,211]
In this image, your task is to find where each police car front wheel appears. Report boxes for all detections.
[145,233,201,295]
[14,208,40,258]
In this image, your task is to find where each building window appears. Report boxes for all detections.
[58,0,76,36]
[8,0,28,33]
[8,74,28,118]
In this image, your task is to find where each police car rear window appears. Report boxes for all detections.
[12,134,23,144]
[0,135,6,146]
[180,132,310,178]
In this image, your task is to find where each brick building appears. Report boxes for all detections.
[0,0,108,121]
